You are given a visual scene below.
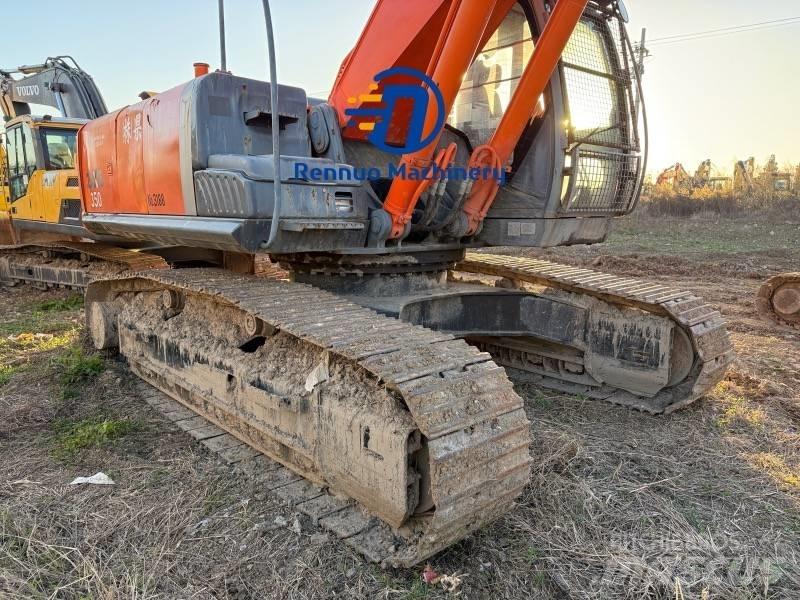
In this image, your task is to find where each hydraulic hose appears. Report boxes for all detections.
[259,0,283,250]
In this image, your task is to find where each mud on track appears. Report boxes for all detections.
[2,214,800,598]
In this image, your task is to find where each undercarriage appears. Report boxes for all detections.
[47,248,733,566]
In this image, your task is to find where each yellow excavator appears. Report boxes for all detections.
[0,57,107,245]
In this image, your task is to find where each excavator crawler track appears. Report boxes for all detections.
[0,242,168,288]
[456,253,735,414]
[757,273,800,330]
[86,269,532,567]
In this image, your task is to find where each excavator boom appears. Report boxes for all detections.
[0,56,107,121]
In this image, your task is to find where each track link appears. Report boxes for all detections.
[456,253,735,414]
[0,242,168,288]
[86,269,532,567]
[757,273,800,330]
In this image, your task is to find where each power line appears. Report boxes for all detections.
[648,16,800,46]
[650,15,800,42]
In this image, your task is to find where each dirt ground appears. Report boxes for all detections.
[1,213,799,599]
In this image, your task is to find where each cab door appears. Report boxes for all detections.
[0,139,10,211]
[5,122,39,218]
[0,137,13,243]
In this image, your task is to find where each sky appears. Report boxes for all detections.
[3,0,798,177]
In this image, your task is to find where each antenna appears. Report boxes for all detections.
[218,0,228,72]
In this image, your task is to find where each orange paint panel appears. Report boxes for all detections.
[142,84,187,215]
[113,104,149,214]
[78,82,190,217]
[329,0,452,132]
[79,110,123,213]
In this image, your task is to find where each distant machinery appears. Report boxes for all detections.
[734,158,756,195]
[693,160,712,187]
[657,156,798,197]
[656,163,693,192]
[759,155,792,192]
[657,160,730,193]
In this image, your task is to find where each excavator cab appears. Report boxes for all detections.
[2,116,85,240]
[0,140,11,243]
[445,2,644,246]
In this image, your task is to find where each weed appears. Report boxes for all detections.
[401,579,431,600]
[527,546,543,564]
[55,347,104,400]
[53,418,140,458]
[0,330,77,390]
[0,329,76,354]
[377,572,431,600]
[32,295,84,314]
[715,391,766,430]
[682,507,704,532]
[532,571,548,586]
[0,364,22,387]
[0,315,78,339]
[749,453,800,490]
[531,391,554,410]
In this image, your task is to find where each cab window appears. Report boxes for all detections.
[448,5,536,148]
[6,124,38,201]
[40,128,78,170]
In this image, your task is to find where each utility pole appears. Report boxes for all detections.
[218,0,228,72]
[634,27,647,124]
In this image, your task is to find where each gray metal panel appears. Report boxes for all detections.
[81,214,367,254]
[188,73,311,169]
[12,218,88,238]
[194,153,373,241]
[478,217,611,248]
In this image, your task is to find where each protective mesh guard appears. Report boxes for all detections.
[561,11,640,151]
[559,5,644,215]
[563,149,640,214]
[60,199,82,220]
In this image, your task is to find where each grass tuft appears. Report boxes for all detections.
[53,418,141,458]
[0,364,23,387]
[56,347,105,400]
[749,453,800,490]
[32,295,84,314]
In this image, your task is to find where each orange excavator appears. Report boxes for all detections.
[656,162,692,192]
[1,0,733,566]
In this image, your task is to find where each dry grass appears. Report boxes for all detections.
[2,213,800,598]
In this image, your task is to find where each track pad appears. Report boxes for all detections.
[584,303,673,397]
